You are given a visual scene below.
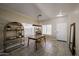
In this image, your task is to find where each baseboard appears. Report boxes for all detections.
[57,40,67,42]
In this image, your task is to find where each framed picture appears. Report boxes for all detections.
[69,23,76,55]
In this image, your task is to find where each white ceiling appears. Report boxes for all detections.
[0,3,78,20]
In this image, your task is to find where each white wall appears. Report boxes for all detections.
[0,17,9,52]
[64,4,79,55]
[67,8,79,55]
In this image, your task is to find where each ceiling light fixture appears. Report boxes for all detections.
[37,14,42,24]
[56,10,64,17]
[33,14,42,26]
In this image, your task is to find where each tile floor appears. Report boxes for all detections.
[7,37,72,56]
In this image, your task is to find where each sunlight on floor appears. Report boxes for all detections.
[45,41,52,49]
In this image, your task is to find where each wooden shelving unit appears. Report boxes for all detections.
[3,22,24,52]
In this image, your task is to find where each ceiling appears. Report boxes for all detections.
[0,3,78,20]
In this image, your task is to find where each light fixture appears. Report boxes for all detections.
[33,14,42,26]
[56,10,64,17]
[37,14,42,24]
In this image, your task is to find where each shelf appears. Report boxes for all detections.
[5,36,24,41]
[4,22,24,52]
[4,44,24,52]
[5,38,22,43]
[4,40,23,47]
[6,29,24,31]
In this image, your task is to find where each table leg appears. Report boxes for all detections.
[35,40,37,50]
[44,36,46,46]
[27,38,29,46]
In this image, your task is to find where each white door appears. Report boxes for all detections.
[56,23,67,41]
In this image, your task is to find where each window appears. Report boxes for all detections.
[42,24,52,35]
[22,23,34,37]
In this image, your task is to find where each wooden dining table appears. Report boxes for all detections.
[27,35,46,50]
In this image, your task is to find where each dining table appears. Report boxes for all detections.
[27,34,46,50]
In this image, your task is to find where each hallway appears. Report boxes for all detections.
[9,37,71,56]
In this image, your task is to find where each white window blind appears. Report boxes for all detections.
[22,23,34,37]
[42,24,52,35]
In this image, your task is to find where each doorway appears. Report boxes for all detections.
[56,23,67,41]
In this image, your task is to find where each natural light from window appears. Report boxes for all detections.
[22,23,34,37]
[42,24,52,35]
[22,23,52,36]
